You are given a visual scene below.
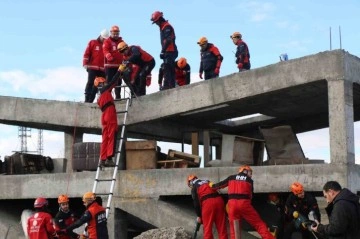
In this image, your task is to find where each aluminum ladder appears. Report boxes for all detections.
[92,84,132,218]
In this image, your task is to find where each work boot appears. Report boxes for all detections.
[105,159,116,167]
[99,160,106,169]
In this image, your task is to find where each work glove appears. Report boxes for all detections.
[159,52,165,59]
[199,72,203,79]
[105,53,114,62]
[214,68,220,75]
[237,63,243,70]
[146,74,152,86]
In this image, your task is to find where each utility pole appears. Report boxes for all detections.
[37,129,44,155]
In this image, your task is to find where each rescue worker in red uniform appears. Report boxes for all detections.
[211,165,275,239]
[83,29,109,103]
[284,182,320,239]
[117,42,155,96]
[158,57,190,88]
[151,11,178,90]
[188,175,228,239]
[64,192,108,239]
[230,32,251,72]
[54,195,80,239]
[198,37,223,80]
[27,197,57,239]
[103,25,124,99]
[94,76,118,167]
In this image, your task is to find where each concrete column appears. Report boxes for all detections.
[203,130,210,166]
[114,208,128,239]
[64,130,83,172]
[191,132,199,156]
[328,79,355,165]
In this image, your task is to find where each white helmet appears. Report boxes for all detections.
[100,29,109,39]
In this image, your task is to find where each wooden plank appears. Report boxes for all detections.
[167,150,200,164]
[191,132,199,156]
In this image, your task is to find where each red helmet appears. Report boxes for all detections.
[110,25,120,32]
[151,11,163,23]
[187,174,197,187]
[268,193,279,203]
[34,197,48,208]
[58,194,69,204]
[290,182,304,195]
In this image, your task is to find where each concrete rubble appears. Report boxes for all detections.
[134,227,191,239]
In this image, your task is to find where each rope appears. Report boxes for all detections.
[65,102,80,194]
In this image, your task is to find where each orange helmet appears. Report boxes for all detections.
[230,32,242,39]
[110,25,120,32]
[117,42,128,52]
[82,192,96,203]
[197,36,208,46]
[187,174,197,187]
[177,57,187,69]
[290,182,304,195]
[151,11,163,23]
[58,194,69,204]
[239,165,252,174]
[94,77,106,87]
[34,197,48,208]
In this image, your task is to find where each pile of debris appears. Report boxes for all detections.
[134,227,191,239]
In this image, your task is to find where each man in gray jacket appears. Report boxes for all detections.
[311,181,360,239]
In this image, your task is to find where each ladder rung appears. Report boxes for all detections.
[95,179,116,182]
[116,110,127,114]
[96,193,113,196]
[114,98,130,102]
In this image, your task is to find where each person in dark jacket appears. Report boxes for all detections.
[54,194,79,239]
[284,182,321,239]
[311,181,360,239]
[230,31,250,72]
[211,165,275,239]
[64,192,108,239]
[197,37,223,80]
[117,42,155,96]
[187,174,228,239]
[158,57,190,89]
[151,11,178,90]
[83,29,109,103]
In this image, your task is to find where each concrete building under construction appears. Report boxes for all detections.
[0,50,359,238]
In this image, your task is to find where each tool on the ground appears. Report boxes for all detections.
[293,211,318,239]
[192,219,201,239]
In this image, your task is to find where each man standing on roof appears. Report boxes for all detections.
[27,197,58,239]
[159,57,191,88]
[63,192,108,239]
[230,32,250,72]
[211,165,275,239]
[117,41,155,96]
[93,76,118,168]
[103,25,124,99]
[198,37,223,80]
[151,11,178,90]
[187,174,228,239]
[54,195,80,239]
[284,182,320,239]
[82,29,109,103]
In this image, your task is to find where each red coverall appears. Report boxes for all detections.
[27,211,57,239]
[97,76,118,161]
[212,173,275,239]
[191,178,228,239]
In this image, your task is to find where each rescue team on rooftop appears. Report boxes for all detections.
[82,10,251,102]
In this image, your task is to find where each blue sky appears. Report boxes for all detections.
[0,0,359,162]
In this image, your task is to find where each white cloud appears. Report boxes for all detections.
[243,1,276,22]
